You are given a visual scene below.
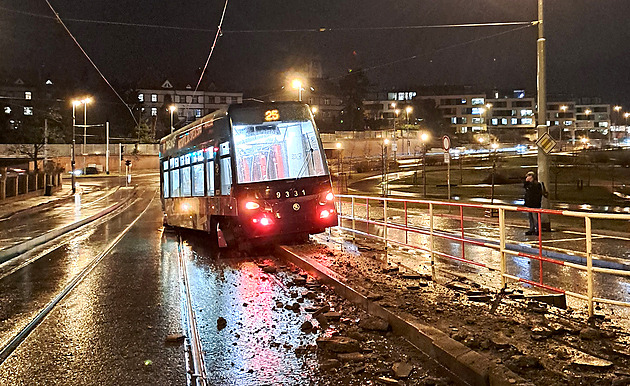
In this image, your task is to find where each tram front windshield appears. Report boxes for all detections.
[232,116,327,184]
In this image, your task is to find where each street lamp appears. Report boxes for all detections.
[490,142,499,205]
[71,100,82,194]
[81,97,92,155]
[169,105,177,133]
[311,106,318,115]
[291,79,303,102]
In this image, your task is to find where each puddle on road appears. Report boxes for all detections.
[184,250,323,386]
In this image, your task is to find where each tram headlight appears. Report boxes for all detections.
[245,201,260,210]
[319,191,335,205]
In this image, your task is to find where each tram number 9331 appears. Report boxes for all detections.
[276,189,307,199]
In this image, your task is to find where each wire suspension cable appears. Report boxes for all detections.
[1,6,533,34]
[43,1,138,126]
[194,0,229,94]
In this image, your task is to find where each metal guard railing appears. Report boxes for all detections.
[335,194,630,317]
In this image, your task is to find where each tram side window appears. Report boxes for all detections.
[220,157,232,195]
[171,169,180,197]
[181,166,192,196]
[206,160,215,196]
[163,170,170,198]
[192,163,204,197]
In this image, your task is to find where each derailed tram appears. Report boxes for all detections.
[159,102,337,247]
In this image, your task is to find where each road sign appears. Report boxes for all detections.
[536,132,557,154]
[444,153,450,164]
[391,143,397,151]
[442,135,451,151]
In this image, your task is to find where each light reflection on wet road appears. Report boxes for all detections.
[174,235,322,386]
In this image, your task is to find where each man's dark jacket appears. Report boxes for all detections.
[524,181,543,208]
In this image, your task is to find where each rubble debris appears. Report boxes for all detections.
[316,336,361,353]
[217,317,227,331]
[392,362,414,378]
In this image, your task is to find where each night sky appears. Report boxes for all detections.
[2,0,630,106]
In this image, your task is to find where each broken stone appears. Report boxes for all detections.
[262,265,276,274]
[490,333,512,349]
[337,352,365,362]
[217,317,227,331]
[579,327,601,340]
[505,355,542,371]
[376,376,400,385]
[392,362,413,378]
[300,321,313,332]
[367,293,384,301]
[165,333,185,344]
[566,346,613,368]
[316,336,360,353]
[313,305,330,317]
[359,316,389,332]
[323,311,342,321]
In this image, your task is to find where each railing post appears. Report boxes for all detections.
[499,207,506,289]
[430,203,435,279]
[351,196,356,240]
[586,216,594,317]
[404,201,408,245]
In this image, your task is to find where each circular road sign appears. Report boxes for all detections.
[442,135,451,151]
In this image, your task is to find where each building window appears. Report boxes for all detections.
[451,117,457,124]
[471,98,484,105]
[25,91,32,100]
[198,96,203,104]
[521,118,533,125]
[226,97,231,104]
[501,118,508,125]
[511,118,518,125]
[138,94,144,102]
[151,108,157,116]
[564,120,573,126]
[174,95,180,103]
[151,94,158,102]
[194,109,202,117]
[460,98,467,104]
[4,107,11,114]
[24,106,33,116]
[219,96,226,104]
[520,109,534,117]
[187,96,192,103]
[491,118,498,125]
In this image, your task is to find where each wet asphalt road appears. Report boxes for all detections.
[0,179,186,385]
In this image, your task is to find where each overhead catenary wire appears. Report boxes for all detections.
[43,1,138,126]
[0,6,534,34]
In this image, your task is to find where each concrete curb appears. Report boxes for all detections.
[0,189,137,265]
[275,245,531,386]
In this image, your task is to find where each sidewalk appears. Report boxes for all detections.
[0,186,74,220]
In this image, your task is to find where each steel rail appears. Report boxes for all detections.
[0,192,155,365]
[176,235,207,386]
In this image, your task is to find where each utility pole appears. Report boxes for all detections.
[105,122,110,174]
[537,0,551,231]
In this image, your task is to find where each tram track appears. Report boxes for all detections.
[0,192,156,365]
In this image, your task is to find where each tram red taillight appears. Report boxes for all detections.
[325,192,334,201]
[320,209,334,219]
[252,215,273,226]
[319,191,335,205]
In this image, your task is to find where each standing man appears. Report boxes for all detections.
[524,171,543,235]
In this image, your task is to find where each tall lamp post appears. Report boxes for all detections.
[81,97,92,155]
[625,112,630,139]
[71,100,82,194]
[169,105,177,133]
[382,138,389,196]
[292,79,303,102]
[613,105,622,145]
[405,106,413,155]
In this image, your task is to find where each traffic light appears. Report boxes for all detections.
[125,160,131,167]
[120,145,124,160]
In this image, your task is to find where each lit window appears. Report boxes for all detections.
[491,118,498,125]
[151,94,158,102]
[138,94,144,102]
[511,118,518,125]
[194,109,202,117]
[471,107,483,115]
[564,120,573,126]
[501,118,508,125]
[471,98,484,105]
[151,108,157,116]
[461,98,467,104]
[520,109,533,117]
[451,117,457,124]
[24,106,33,116]
[460,127,468,133]
[522,118,533,125]
[25,91,32,100]
[4,107,10,114]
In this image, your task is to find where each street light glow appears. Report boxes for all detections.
[291,79,302,89]
[614,105,622,112]
[169,105,177,112]
[405,106,413,114]
[560,105,568,112]
[311,106,318,114]
[384,138,390,145]
[336,142,342,149]
[420,132,429,142]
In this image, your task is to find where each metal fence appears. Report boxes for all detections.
[336,194,630,317]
